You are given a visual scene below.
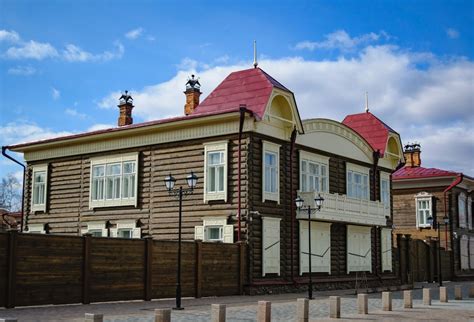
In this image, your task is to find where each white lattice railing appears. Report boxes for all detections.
[296,191,389,226]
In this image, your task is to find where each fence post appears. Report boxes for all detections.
[195,240,202,298]
[6,229,18,309]
[82,233,92,304]
[469,284,474,298]
[382,292,392,311]
[404,290,413,308]
[455,285,462,300]
[144,236,153,301]
[296,298,309,322]
[211,304,226,322]
[329,296,340,318]
[440,286,448,303]
[423,288,431,305]
[154,309,171,322]
[257,301,271,322]
[239,241,245,295]
[357,294,368,314]
[84,313,103,322]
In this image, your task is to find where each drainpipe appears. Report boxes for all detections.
[444,174,463,249]
[2,146,26,232]
[289,127,297,282]
[237,105,249,242]
[372,150,380,277]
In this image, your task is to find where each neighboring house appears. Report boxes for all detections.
[0,208,22,231]
[392,144,474,279]
[5,67,404,290]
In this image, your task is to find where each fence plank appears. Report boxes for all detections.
[83,234,91,304]
[195,240,202,298]
[6,230,18,308]
[145,236,153,301]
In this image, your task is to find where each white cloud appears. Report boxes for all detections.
[446,28,460,39]
[87,123,114,132]
[125,27,144,40]
[65,108,87,119]
[62,41,124,62]
[4,40,58,60]
[294,30,389,51]
[7,65,36,76]
[0,30,20,43]
[0,122,73,146]
[51,87,60,100]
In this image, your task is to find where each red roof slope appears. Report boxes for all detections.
[393,166,458,180]
[342,112,396,155]
[193,67,291,120]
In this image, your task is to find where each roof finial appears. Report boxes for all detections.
[253,40,258,69]
[365,91,369,113]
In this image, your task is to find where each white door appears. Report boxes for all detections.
[262,217,281,276]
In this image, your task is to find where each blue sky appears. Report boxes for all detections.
[1,0,473,181]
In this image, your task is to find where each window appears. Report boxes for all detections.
[89,153,138,208]
[380,172,390,208]
[415,192,432,228]
[110,220,141,238]
[459,193,467,228]
[194,217,234,243]
[31,164,48,213]
[468,197,472,230]
[81,222,108,237]
[204,141,228,202]
[299,151,329,193]
[346,163,369,200]
[262,141,280,203]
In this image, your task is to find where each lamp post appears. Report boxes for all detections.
[295,194,324,300]
[427,215,449,287]
[164,171,198,310]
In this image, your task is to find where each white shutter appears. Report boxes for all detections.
[347,225,372,273]
[132,228,141,239]
[299,221,331,274]
[195,225,204,240]
[101,228,108,237]
[262,217,281,276]
[469,237,474,269]
[81,228,88,236]
[381,228,392,272]
[223,224,234,243]
[460,235,469,269]
[110,229,118,237]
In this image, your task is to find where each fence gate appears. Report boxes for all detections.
[410,239,431,282]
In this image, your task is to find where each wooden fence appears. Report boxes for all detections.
[0,231,247,308]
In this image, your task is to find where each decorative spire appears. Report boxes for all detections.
[365,91,369,113]
[253,40,258,69]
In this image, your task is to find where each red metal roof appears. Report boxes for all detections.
[193,67,291,120]
[342,112,396,155]
[393,166,458,180]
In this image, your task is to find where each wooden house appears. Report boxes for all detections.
[392,144,474,281]
[5,67,404,291]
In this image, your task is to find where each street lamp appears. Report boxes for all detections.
[164,171,198,310]
[295,193,324,299]
[427,215,450,286]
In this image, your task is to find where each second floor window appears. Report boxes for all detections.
[204,141,228,202]
[380,172,390,207]
[300,159,328,193]
[415,192,432,228]
[347,164,369,200]
[31,164,48,213]
[262,141,280,203]
[459,193,467,228]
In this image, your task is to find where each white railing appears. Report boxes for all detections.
[297,191,389,226]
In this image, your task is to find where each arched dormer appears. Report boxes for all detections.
[382,134,404,169]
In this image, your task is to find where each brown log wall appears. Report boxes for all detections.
[0,231,246,308]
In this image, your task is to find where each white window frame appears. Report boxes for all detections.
[194,217,234,243]
[81,221,108,237]
[203,141,228,203]
[262,141,280,203]
[468,196,472,230]
[380,172,391,209]
[27,223,46,234]
[415,192,433,228]
[31,164,48,213]
[110,220,141,239]
[458,193,467,228]
[346,163,370,200]
[89,153,139,209]
[299,151,329,193]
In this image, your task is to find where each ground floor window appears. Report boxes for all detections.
[194,217,234,243]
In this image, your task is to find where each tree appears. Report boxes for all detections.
[0,173,22,212]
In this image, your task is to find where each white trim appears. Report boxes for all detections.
[458,192,467,228]
[262,217,281,276]
[27,223,46,234]
[31,164,48,213]
[262,141,280,203]
[194,216,233,243]
[415,192,433,228]
[299,150,329,193]
[83,221,108,237]
[203,141,228,203]
[380,172,391,210]
[89,152,139,209]
[468,196,472,230]
[110,220,141,239]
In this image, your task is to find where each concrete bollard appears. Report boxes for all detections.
[455,285,462,300]
[329,296,341,319]
[296,298,309,322]
[470,284,474,298]
[404,290,413,309]
[257,301,271,322]
[440,286,448,303]
[0,319,18,322]
[357,294,368,314]
[211,304,226,322]
[423,288,431,305]
[154,309,171,322]
[85,313,103,322]
[382,292,392,311]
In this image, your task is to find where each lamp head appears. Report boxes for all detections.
[186,171,198,189]
[295,196,304,209]
[164,173,176,191]
[314,194,324,210]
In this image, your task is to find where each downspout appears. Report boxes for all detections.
[237,105,248,242]
[289,127,297,283]
[2,146,26,232]
[444,174,463,249]
[372,150,380,278]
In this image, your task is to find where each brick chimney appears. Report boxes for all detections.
[403,143,421,167]
[117,90,134,127]
[184,75,201,115]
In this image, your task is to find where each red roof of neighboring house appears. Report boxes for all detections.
[342,111,396,155]
[193,67,291,120]
[393,166,458,180]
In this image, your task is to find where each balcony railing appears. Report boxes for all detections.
[296,191,389,226]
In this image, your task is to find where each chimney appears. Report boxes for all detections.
[117,90,134,126]
[184,74,201,115]
[403,143,421,167]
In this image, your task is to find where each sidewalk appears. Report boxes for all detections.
[1,281,473,321]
